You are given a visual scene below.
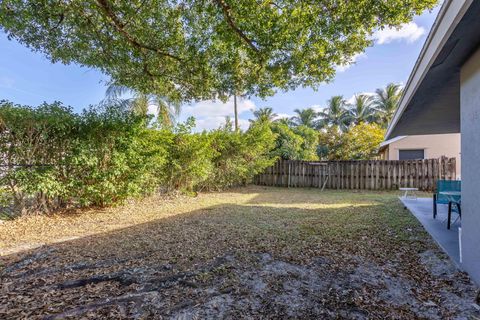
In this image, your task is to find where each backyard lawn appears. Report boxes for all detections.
[0,186,478,319]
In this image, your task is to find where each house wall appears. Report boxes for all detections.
[460,45,480,285]
[378,147,389,160]
[385,134,461,176]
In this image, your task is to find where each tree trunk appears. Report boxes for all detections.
[233,94,239,131]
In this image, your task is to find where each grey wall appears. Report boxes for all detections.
[460,46,480,285]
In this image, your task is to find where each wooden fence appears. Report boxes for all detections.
[254,157,456,191]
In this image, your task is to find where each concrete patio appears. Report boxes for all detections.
[401,197,462,267]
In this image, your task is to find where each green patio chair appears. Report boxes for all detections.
[433,180,461,219]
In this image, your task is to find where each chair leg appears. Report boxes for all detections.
[433,194,437,219]
[447,202,452,230]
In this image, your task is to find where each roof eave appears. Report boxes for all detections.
[386,0,473,139]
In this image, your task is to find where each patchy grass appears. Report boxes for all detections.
[0,186,478,319]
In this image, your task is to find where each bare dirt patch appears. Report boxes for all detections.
[1,187,478,319]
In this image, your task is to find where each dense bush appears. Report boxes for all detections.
[270,122,319,160]
[201,121,276,190]
[162,118,215,192]
[0,101,276,216]
[0,101,79,214]
[318,123,385,160]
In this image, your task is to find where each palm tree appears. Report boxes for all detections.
[290,108,319,128]
[318,95,349,131]
[103,83,181,127]
[250,107,277,124]
[374,83,403,128]
[347,94,376,125]
[275,117,292,126]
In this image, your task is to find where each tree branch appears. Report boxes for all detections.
[213,0,259,52]
[95,0,183,62]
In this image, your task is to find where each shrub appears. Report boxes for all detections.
[68,105,156,206]
[270,122,318,160]
[0,100,78,214]
[200,121,277,190]
[318,123,385,160]
[0,101,165,212]
[0,102,277,216]
[163,118,215,192]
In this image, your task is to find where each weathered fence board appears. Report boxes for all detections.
[254,157,456,191]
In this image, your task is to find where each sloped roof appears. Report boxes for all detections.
[379,136,407,148]
[386,0,480,139]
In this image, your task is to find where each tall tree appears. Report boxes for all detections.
[290,108,319,129]
[275,117,292,126]
[318,96,349,131]
[104,83,181,127]
[250,107,277,124]
[0,1,436,102]
[374,83,403,127]
[347,94,376,125]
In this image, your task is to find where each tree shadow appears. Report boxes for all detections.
[245,185,397,206]
[0,200,477,319]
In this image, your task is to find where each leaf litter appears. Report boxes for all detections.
[1,186,479,319]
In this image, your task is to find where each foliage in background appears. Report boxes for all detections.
[249,107,277,124]
[0,101,276,217]
[288,83,404,130]
[318,96,350,131]
[103,83,181,128]
[319,123,385,160]
[290,108,320,129]
[374,83,404,127]
[270,122,318,161]
[257,82,401,161]
[201,121,276,190]
[347,94,377,125]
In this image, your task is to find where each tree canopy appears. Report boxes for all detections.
[0,0,435,102]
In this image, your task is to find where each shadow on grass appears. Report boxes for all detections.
[0,198,477,319]
[245,186,402,206]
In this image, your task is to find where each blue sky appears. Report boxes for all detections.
[0,6,439,131]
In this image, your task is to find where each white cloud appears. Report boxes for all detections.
[336,52,367,73]
[346,92,375,105]
[194,116,250,131]
[182,97,255,131]
[373,22,425,45]
[184,97,255,118]
[309,104,324,113]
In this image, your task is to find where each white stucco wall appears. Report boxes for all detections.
[385,134,461,176]
[460,45,480,285]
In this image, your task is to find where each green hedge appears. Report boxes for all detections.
[0,101,276,216]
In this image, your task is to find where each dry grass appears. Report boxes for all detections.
[0,186,478,319]
[0,187,400,255]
